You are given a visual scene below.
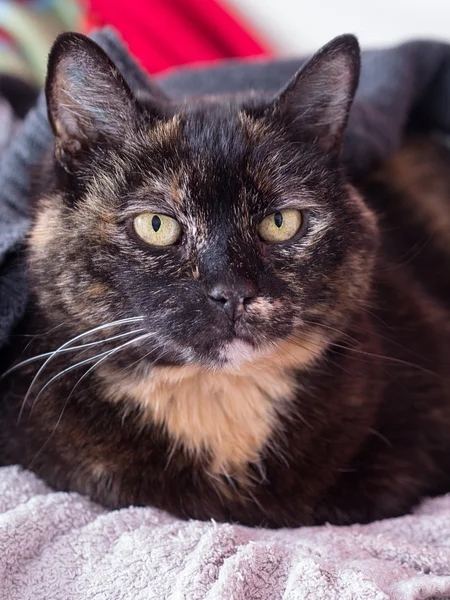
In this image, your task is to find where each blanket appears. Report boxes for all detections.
[2,465,450,599]
[2,27,450,599]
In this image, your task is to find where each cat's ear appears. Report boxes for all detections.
[46,33,141,169]
[272,34,360,153]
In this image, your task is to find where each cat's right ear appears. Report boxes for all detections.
[46,33,155,171]
[269,34,360,154]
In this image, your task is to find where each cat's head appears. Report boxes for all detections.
[29,32,377,370]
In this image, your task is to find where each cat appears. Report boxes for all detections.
[1,31,450,528]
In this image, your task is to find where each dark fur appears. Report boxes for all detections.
[1,33,450,527]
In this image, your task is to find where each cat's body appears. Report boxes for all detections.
[1,34,450,527]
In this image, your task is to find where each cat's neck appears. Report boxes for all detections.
[96,331,328,476]
[17,299,378,480]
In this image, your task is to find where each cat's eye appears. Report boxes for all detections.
[133,213,181,246]
[258,209,303,243]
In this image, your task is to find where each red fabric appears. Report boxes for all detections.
[84,0,272,74]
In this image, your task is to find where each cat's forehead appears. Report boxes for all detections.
[121,101,312,215]
[86,99,323,222]
[182,102,256,157]
[149,101,266,166]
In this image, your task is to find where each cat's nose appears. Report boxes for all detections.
[207,281,258,321]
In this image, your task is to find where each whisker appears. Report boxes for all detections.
[368,427,394,448]
[27,333,153,467]
[21,349,115,420]
[303,315,433,366]
[301,319,361,345]
[27,333,152,417]
[372,234,433,273]
[291,330,441,380]
[291,330,422,396]
[3,328,146,378]
[16,317,144,420]
[285,334,364,380]
[334,343,441,378]
[63,333,159,407]
[20,322,68,355]
[66,339,171,404]
[355,305,397,331]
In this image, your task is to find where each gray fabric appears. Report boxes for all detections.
[1,29,450,349]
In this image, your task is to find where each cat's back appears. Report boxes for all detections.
[363,135,450,306]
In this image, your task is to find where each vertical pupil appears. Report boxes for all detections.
[274,212,283,228]
[152,215,161,232]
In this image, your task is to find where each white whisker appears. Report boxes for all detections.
[21,322,68,355]
[28,333,153,468]
[3,328,146,378]
[28,333,152,416]
[63,332,156,406]
[16,317,144,421]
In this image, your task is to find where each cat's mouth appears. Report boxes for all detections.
[204,316,268,367]
[137,298,288,370]
[176,324,268,370]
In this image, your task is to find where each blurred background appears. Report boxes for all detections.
[0,0,449,88]
[232,0,450,54]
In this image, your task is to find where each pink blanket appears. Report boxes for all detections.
[1,465,450,599]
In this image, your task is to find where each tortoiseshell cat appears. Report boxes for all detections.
[1,32,450,528]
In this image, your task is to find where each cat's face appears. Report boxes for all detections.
[29,33,377,370]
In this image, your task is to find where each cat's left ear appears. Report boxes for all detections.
[271,34,360,153]
[46,33,141,169]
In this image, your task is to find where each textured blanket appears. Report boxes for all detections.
[2,466,450,599]
[3,28,450,600]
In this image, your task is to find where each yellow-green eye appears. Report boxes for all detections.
[258,209,302,243]
[133,213,181,246]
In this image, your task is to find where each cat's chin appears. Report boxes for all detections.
[216,339,269,370]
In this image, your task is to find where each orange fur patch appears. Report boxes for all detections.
[101,332,325,475]
[28,203,61,250]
